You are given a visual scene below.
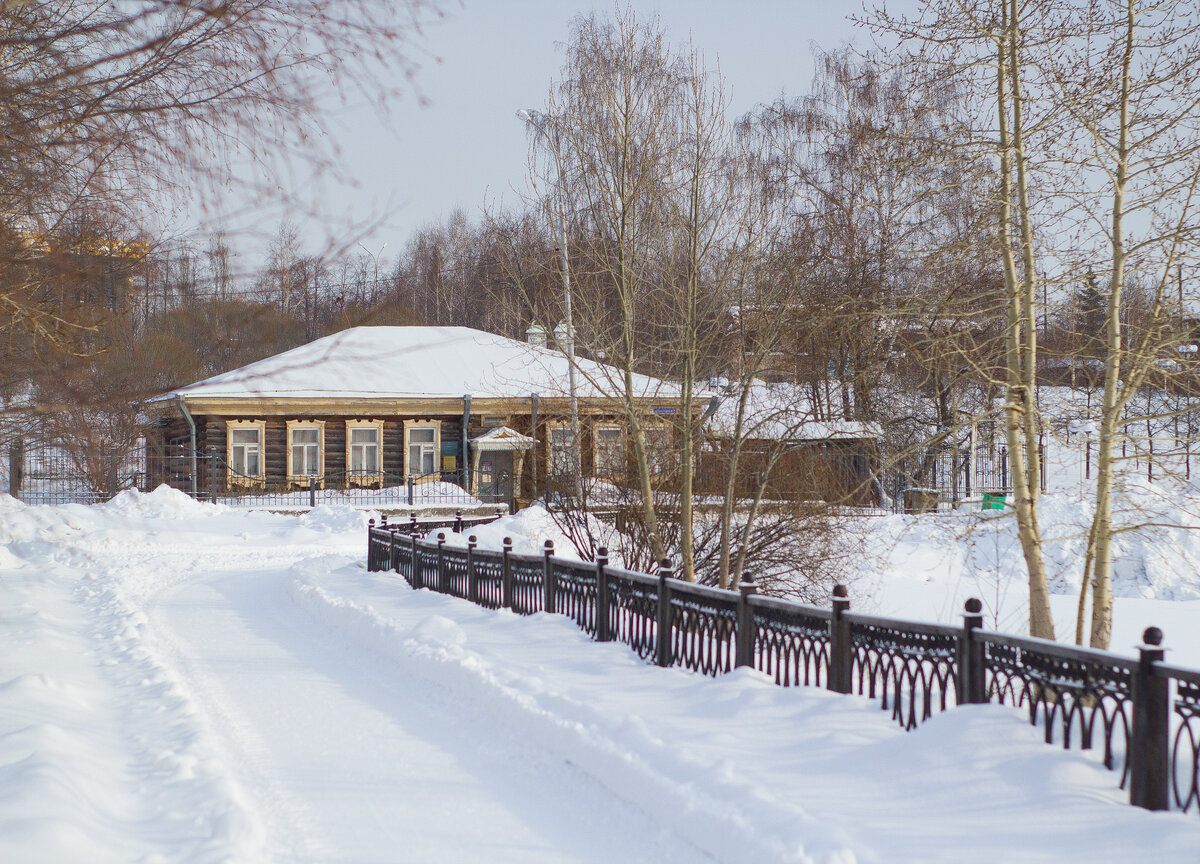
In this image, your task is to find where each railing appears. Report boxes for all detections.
[367,524,1200,815]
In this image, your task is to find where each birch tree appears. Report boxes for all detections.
[1045,0,1200,649]
[867,0,1059,638]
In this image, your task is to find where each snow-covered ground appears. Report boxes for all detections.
[851,413,1200,665]
[3,487,1200,863]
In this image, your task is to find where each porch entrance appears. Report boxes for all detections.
[469,426,537,513]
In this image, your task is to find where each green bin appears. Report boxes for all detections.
[982,493,1006,511]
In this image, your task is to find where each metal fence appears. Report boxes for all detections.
[369,523,1200,815]
[4,437,501,510]
[883,431,1046,512]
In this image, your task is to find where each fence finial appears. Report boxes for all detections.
[1142,627,1163,646]
[965,597,982,614]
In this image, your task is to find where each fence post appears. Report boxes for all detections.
[390,528,399,572]
[368,518,378,570]
[407,475,415,506]
[957,598,987,705]
[207,446,218,504]
[7,438,23,500]
[829,584,852,694]
[735,574,757,668]
[542,539,556,613]
[409,512,418,536]
[467,535,478,604]
[655,558,674,668]
[455,510,463,533]
[595,546,611,642]
[1130,627,1170,811]
[435,532,448,593]
[410,533,421,589]
[309,473,317,508]
[501,537,514,610]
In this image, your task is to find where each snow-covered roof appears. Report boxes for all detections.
[159,326,682,403]
[705,382,880,441]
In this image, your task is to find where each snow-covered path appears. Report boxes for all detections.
[153,564,711,863]
[5,489,1200,864]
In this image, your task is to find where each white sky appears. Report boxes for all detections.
[232,0,903,271]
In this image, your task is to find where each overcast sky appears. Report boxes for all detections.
[225,1,910,271]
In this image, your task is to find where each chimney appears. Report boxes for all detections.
[525,323,548,347]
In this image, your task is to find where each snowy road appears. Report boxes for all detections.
[4,489,1200,864]
[152,564,712,863]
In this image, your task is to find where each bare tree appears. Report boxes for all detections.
[0,0,436,395]
[1041,0,1200,649]
[867,0,1060,639]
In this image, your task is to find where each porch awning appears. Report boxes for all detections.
[470,426,537,451]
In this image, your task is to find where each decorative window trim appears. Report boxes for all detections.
[592,423,625,479]
[226,419,266,487]
[545,420,575,479]
[286,419,326,486]
[641,422,675,476]
[345,419,384,487]
[403,419,442,480]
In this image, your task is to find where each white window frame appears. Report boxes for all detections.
[546,421,576,480]
[286,419,326,486]
[226,420,266,487]
[403,419,441,479]
[345,419,384,486]
[642,423,674,476]
[592,424,625,479]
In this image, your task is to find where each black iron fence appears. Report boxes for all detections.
[368,522,1200,815]
[4,437,499,510]
[884,432,1048,512]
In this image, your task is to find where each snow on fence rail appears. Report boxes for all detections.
[367,519,1200,815]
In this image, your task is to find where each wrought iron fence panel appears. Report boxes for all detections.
[1157,664,1200,814]
[508,552,545,615]
[394,534,415,584]
[981,632,1134,778]
[750,597,832,687]
[414,543,441,591]
[846,614,960,730]
[552,560,597,636]
[367,528,392,572]
[667,581,738,677]
[607,569,659,661]
[472,550,505,610]
[441,544,469,598]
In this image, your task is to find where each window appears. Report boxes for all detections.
[226,420,265,486]
[481,414,507,428]
[548,423,576,479]
[286,420,325,483]
[643,425,674,475]
[404,420,440,478]
[593,425,624,478]
[346,420,383,485]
